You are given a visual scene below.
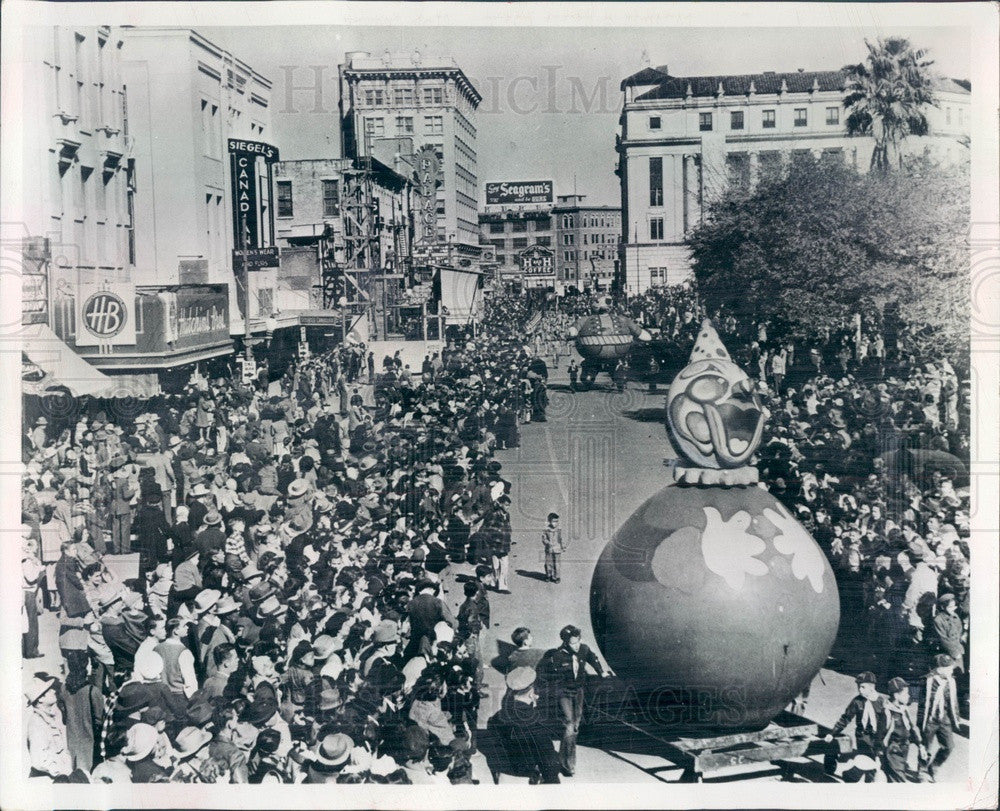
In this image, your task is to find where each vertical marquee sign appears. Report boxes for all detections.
[227,139,280,262]
[413,144,442,245]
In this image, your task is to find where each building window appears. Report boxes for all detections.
[496,254,506,264]
[423,87,444,105]
[726,152,750,189]
[562,233,574,245]
[276,180,293,218]
[393,88,414,106]
[649,217,664,240]
[699,112,713,131]
[821,147,844,166]
[825,106,840,125]
[512,237,528,248]
[424,115,443,135]
[762,109,776,129]
[322,179,339,217]
[759,150,782,176]
[396,116,414,134]
[488,222,504,234]
[536,236,551,246]
[134,297,144,334]
[364,88,385,106]
[536,216,551,230]
[364,117,385,139]
[791,149,814,166]
[730,111,744,130]
[564,251,574,262]
[649,156,663,207]
[511,220,527,233]
[649,116,661,130]
[562,214,573,229]
[794,108,808,127]
[946,107,952,125]
[489,239,505,249]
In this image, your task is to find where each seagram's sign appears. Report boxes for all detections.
[485,180,553,205]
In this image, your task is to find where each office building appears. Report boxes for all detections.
[552,194,621,292]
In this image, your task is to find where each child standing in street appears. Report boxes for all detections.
[542,512,565,583]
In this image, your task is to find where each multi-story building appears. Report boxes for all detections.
[119,27,276,377]
[16,26,142,384]
[478,207,555,284]
[338,52,482,268]
[553,195,621,292]
[271,155,416,340]
[616,65,971,293]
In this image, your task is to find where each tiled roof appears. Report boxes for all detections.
[633,70,970,101]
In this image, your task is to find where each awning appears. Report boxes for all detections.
[20,323,117,398]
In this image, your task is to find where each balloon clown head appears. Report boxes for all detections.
[667,320,765,470]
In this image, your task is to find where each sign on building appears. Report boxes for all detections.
[74,281,137,347]
[519,245,555,276]
[413,145,442,245]
[486,180,554,206]
[22,272,48,325]
[228,139,280,255]
[233,246,280,271]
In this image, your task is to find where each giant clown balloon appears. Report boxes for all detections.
[590,320,839,729]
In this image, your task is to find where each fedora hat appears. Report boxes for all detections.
[214,595,240,615]
[174,726,213,758]
[239,695,279,726]
[248,581,277,604]
[887,677,909,695]
[134,650,164,681]
[121,723,159,761]
[188,482,211,498]
[168,435,183,448]
[24,673,58,705]
[312,634,337,661]
[317,687,344,712]
[373,620,399,644]
[203,510,223,527]
[258,595,286,618]
[312,733,353,768]
[241,563,264,582]
[287,479,309,498]
[193,589,222,614]
[320,653,344,681]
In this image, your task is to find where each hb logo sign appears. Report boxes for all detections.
[82,291,127,338]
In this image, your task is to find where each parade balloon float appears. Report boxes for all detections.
[567,303,651,387]
[590,320,840,730]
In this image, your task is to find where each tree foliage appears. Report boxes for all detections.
[688,155,970,362]
[843,37,938,173]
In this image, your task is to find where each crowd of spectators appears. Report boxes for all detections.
[18,290,565,784]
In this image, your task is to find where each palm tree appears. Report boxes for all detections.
[843,37,938,173]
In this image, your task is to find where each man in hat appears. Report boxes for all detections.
[25,672,72,779]
[169,726,215,782]
[918,654,961,781]
[903,548,939,642]
[823,672,884,781]
[497,667,560,784]
[122,722,170,782]
[200,594,240,679]
[133,488,171,584]
[195,510,226,557]
[932,593,965,674]
[484,496,513,594]
[169,547,202,616]
[110,459,137,555]
[22,540,44,658]
[405,580,457,661]
[196,643,239,703]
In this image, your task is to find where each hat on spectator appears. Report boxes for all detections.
[506,666,537,693]
[193,589,221,614]
[312,733,353,768]
[887,677,909,695]
[258,595,286,618]
[855,671,877,686]
[318,687,344,712]
[240,694,279,726]
[241,563,264,582]
[203,509,223,527]
[287,479,309,498]
[174,726,213,759]
[135,650,164,681]
[121,723,159,761]
[188,482,211,498]
[24,673,57,705]
[373,621,399,644]
[320,653,344,681]
[934,654,955,669]
[312,634,337,661]
[214,595,240,615]
[938,592,956,607]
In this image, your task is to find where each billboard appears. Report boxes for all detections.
[486,180,553,206]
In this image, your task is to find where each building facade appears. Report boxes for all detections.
[339,52,481,267]
[552,194,621,292]
[616,66,971,294]
[17,26,137,360]
[119,27,275,371]
[478,207,555,285]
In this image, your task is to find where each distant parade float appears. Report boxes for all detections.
[568,306,651,387]
[590,320,840,729]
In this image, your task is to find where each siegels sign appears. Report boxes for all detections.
[228,139,280,265]
[486,180,553,205]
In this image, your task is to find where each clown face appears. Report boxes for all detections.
[667,359,765,469]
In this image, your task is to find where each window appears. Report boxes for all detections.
[794,108,807,127]
[762,109,776,129]
[946,107,952,125]
[393,88,414,106]
[562,233,574,245]
[134,297,144,334]
[536,216,551,230]
[536,236,551,246]
[821,147,844,166]
[423,87,444,105]
[649,217,664,240]
[699,112,713,131]
[364,117,385,138]
[563,251,574,262]
[730,111,744,130]
[512,237,528,248]
[489,239,505,249]
[649,116,661,130]
[825,106,840,125]
[276,180,293,218]
[791,149,814,166]
[758,150,782,175]
[726,152,750,189]
[75,34,87,128]
[396,116,414,134]
[488,222,504,234]
[424,115,443,135]
[562,214,573,229]
[511,220,527,233]
[649,156,663,207]
[496,254,506,264]
[364,88,385,106]
[322,179,339,217]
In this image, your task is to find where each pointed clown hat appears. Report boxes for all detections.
[689,319,732,364]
